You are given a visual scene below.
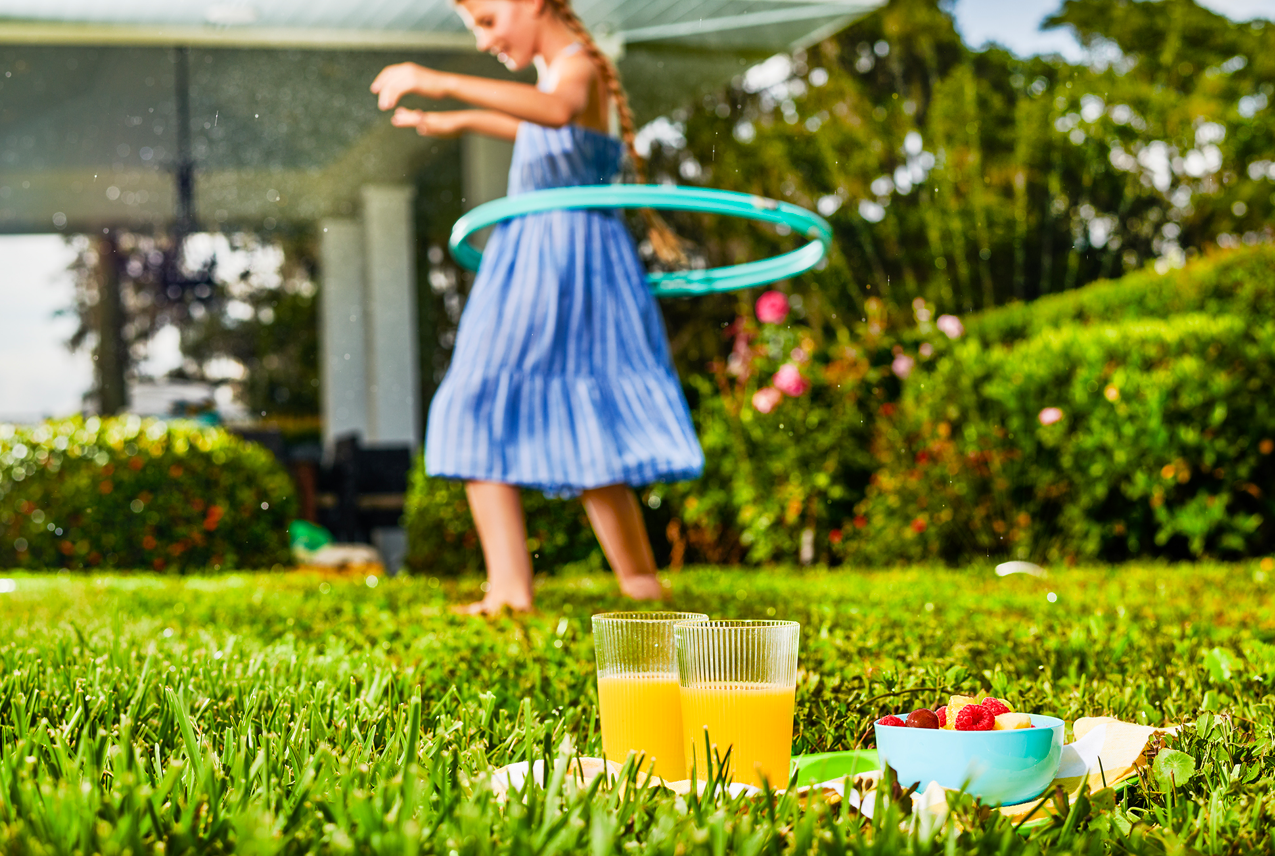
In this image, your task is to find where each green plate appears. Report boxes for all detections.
[790,750,880,786]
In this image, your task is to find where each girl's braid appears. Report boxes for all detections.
[542,0,640,177]
[542,0,686,263]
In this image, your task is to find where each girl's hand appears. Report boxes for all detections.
[392,108,465,138]
[371,62,453,110]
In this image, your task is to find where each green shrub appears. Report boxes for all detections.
[402,459,603,576]
[968,246,1275,345]
[841,313,1275,565]
[650,318,883,566]
[0,416,294,570]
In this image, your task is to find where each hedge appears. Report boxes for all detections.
[967,246,1275,345]
[840,313,1275,565]
[0,417,294,570]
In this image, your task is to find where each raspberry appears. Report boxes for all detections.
[945,695,978,730]
[955,703,995,731]
[936,705,947,728]
[877,715,906,727]
[981,697,1012,717]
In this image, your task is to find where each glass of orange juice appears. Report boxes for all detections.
[593,611,709,781]
[674,619,800,789]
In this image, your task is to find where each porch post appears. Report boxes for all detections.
[318,217,369,455]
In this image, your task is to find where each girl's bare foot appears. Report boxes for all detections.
[617,573,667,601]
[452,591,534,616]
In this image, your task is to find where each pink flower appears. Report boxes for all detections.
[790,347,808,363]
[755,291,790,324]
[919,342,934,358]
[936,314,964,339]
[1039,407,1064,426]
[772,364,810,397]
[752,387,783,413]
[892,354,915,379]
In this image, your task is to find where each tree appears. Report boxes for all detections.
[175,229,320,419]
[67,228,319,419]
[646,0,1275,364]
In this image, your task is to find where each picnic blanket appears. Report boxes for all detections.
[490,716,1176,823]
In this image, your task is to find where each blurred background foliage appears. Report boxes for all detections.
[34,0,1275,571]
[650,0,1275,369]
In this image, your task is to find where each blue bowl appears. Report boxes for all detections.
[874,714,1064,805]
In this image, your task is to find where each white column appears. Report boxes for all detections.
[361,184,420,447]
[462,133,515,208]
[461,135,516,247]
[318,217,369,454]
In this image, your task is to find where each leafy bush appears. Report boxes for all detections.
[402,459,603,576]
[0,416,294,571]
[842,313,1275,565]
[968,246,1275,345]
[651,303,885,566]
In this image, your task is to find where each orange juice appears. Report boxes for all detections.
[597,673,687,780]
[680,683,796,787]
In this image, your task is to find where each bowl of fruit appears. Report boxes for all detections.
[873,695,1064,805]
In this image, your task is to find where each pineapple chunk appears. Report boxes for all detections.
[993,712,1033,730]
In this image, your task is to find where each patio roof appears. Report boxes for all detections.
[0,0,882,234]
[0,0,879,52]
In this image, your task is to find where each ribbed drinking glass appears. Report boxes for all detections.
[674,619,801,788]
[593,611,710,780]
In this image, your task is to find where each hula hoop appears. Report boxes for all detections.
[448,185,832,298]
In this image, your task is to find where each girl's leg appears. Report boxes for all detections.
[581,483,665,600]
[458,480,534,614]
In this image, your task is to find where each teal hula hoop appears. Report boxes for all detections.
[448,185,832,298]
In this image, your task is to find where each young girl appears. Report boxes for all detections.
[371,0,704,613]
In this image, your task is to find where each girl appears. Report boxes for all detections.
[371,0,704,614]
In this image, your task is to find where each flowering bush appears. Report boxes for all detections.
[646,294,943,566]
[840,313,1275,565]
[0,417,294,570]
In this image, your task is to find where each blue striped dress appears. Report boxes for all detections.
[424,120,705,495]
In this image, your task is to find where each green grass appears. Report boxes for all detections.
[1,564,1273,853]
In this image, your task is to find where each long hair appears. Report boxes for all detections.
[540,0,686,264]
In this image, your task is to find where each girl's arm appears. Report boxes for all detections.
[392,108,522,141]
[372,58,594,129]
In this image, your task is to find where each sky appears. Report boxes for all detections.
[3,0,1275,422]
[952,0,1275,58]
[0,236,92,423]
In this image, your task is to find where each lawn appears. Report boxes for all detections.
[1,564,1273,853]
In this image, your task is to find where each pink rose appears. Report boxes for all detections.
[752,387,783,413]
[892,354,915,379]
[936,314,964,339]
[772,363,810,397]
[919,342,934,358]
[755,291,790,324]
[1039,407,1064,426]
